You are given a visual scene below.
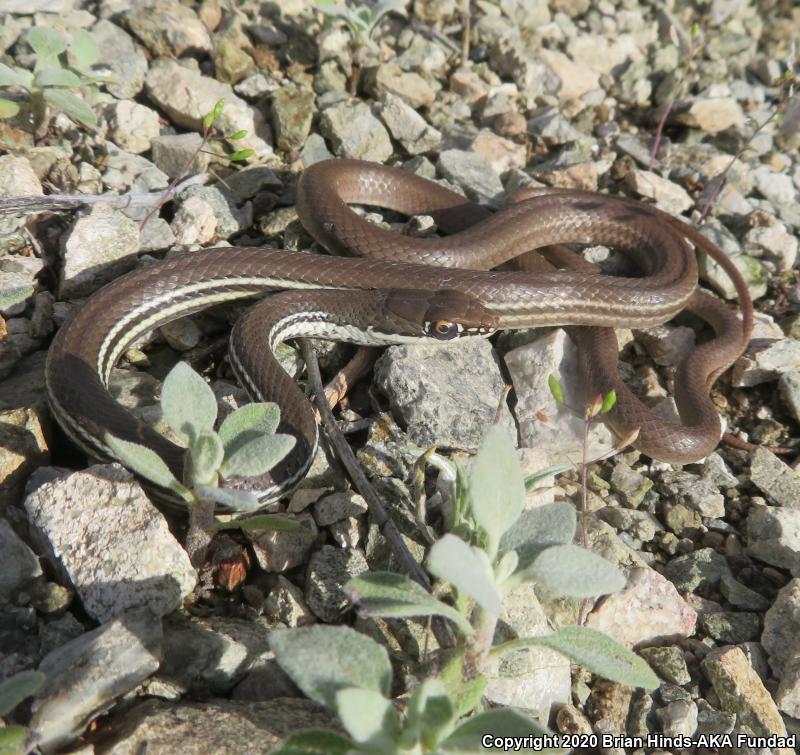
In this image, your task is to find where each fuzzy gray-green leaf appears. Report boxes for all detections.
[441,708,558,753]
[70,28,99,68]
[220,433,294,479]
[0,671,45,717]
[27,27,68,62]
[195,485,261,511]
[427,534,502,615]
[500,502,577,571]
[105,433,192,501]
[0,99,20,118]
[0,62,33,89]
[218,402,280,455]
[42,88,96,126]
[523,544,626,597]
[187,431,224,485]
[345,572,473,635]
[335,687,400,749]
[161,362,218,444]
[269,625,391,709]
[0,725,29,755]
[469,426,525,556]
[34,67,81,88]
[270,730,356,755]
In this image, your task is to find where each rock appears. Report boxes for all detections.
[24,465,196,623]
[213,20,255,84]
[270,85,315,153]
[58,203,140,299]
[734,337,800,387]
[365,62,436,109]
[658,471,725,519]
[676,98,744,134]
[159,613,271,694]
[609,461,653,508]
[150,133,209,179]
[304,545,369,622]
[102,145,170,193]
[125,0,212,57]
[0,518,42,601]
[753,165,798,206]
[639,645,691,685]
[698,611,761,643]
[747,504,800,574]
[178,184,253,238]
[696,698,736,735]
[0,155,43,239]
[378,92,441,155]
[663,548,733,593]
[749,447,800,508]
[28,607,162,753]
[248,512,317,572]
[436,149,504,206]
[744,217,798,271]
[775,655,800,717]
[318,100,393,162]
[779,371,800,424]
[720,573,771,611]
[91,20,148,100]
[264,575,315,627]
[145,58,270,160]
[597,507,660,544]
[762,578,800,675]
[170,195,219,245]
[0,405,49,508]
[373,338,515,452]
[538,49,600,101]
[702,645,791,745]
[96,698,338,754]
[103,100,161,154]
[312,491,368,527]
[484,582,571,719]
[586,566,697,646]
[0,351,47,412]
[656,699,698,738]
[623,170,694,214]
[469,130,527,174]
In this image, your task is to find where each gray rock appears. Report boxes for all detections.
[24,464,196,623]
[750,447,800,508]
[753,165,798,206]
[701,645,790,740]
[775,653,800,718]
[0,351,47,412]
[28,607,162,753]
[733,337,800,387]
[0,518,42,601]
[527,107,584,145]
[719,573,771,611]
[150,133,209,179]
[747,504,800,574]
[38,612,85,657]
[270,85,315,152]
[663,548,733,593]
[305,545,368,622]
[610,461,653,508]
[0,405,49,508]
[312,491,368,527]
[145,59,270,160]
[179,184,253,239]
[702,452,739,488]
[396,34,448,75]
[318,100,393,162]
[743,216,798,271]
[763,578,800,677]
[232,656,302,701]
[597,507,660,544]
[125,0,212,57]
[696,698,736,735]
[364,63,436,110]
[248,512,317,573]
[436,149,504,206]
[658,471,725,519]
[378,92,441,155]
[656,699,698,738]
[0,155,43,239]
[300,133,334,167]
[264,575,314,627]
[102,145,170,193]
[92,19,148,100]
[675,97,744,135]
[373,338,514,452]
[623,170,694,214]
[103,100,161,154]
[96,697,338,754]
[779,371,800,424]
[159,613,271,694]
[639,645,691,685]
[698,611,760,643]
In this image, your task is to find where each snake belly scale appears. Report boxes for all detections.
[46,159,753,506]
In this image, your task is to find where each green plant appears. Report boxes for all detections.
[269,426,658,754]
[0,670,45,755]
[0,26,103,136]
[0,285,33,311]
[106,362,297,565]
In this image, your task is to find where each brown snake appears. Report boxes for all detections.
[46,159,753,505]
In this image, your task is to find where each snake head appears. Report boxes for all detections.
[382,289,498,340]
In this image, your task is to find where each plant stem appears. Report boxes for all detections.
[185,495,216,568]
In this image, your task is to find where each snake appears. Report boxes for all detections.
[45,159,754,506]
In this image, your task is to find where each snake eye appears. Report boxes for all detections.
[430,320,459,340]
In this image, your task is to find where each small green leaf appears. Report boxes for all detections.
[219,432,295,479]
[202,112,214,129]
[600,389,617,414]
[269,626,392,710]
[499,503,577,572]
[427,534,502,615]
[0,99,20,119]
[228,129,247,140]
[0,62,33,89]
[469,426,525,557]
[335,687,400,749]
[27,27,68,62]
[212,98,225,118]
[0,725,29,755]
[691,21,700,38]
[0,285,33,310]
[104,433,193,502]
[441,708,559,754]
[42,88,96,126]
[271,730,357,755]
[161,362,218,444]
[547,374,565,404]
[522,544,626,597]
[505,626,660,690]
[212,513,300,531]
[405,679,456,749]
[218,402,280,454]
[70,28,99,68]
[524,463,571,491]
[344,572,473,635]
[227,148,254,162]
[34,67,81,88]
[187,431,224,486]
[195,485,261,512]
[0,671,45,717]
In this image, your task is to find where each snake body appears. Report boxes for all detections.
[46,159,753,504]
